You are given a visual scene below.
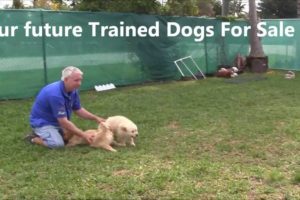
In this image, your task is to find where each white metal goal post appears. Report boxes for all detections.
[174,56,206,80]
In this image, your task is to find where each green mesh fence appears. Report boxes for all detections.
[261,19,300,70]
[0,9,269,100]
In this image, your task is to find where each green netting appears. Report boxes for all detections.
[0,10,45,99]
[261,19,300,70]
[0,10,252,99]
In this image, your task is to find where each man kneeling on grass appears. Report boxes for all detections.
[25,66,105,148]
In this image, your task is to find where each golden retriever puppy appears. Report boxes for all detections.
[66,122,116,152]
[106,115,138,147]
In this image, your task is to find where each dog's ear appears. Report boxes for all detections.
[121,126,127,132]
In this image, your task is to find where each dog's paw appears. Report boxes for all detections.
[113,141,126,147]
[130,142,136,147]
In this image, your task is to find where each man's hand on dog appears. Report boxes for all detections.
[95,117,106,124]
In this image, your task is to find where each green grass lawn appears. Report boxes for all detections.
[0,71,299,199]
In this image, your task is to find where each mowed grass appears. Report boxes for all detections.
[0,71,299,199]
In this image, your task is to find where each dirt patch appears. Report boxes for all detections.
[167,121,180,130]
[112,169,131,177]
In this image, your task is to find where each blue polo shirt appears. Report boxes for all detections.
[30,81,81,128]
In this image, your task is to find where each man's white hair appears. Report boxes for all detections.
[61,66,83,81]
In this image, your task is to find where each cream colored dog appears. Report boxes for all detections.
[106,115,138,147]
[66,122,117,152]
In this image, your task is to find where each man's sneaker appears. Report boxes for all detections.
[24,132,38,144]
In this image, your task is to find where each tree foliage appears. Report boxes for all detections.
[10,0,244,17]
[75,0,220,16]
[12,0,24,9]
[162,0,245,17]
[75,0,160,14]
[109,0,160,14]
[32,0,65,10]
[163,0,216,16]
[163,0,199,16]
[213,0,222,16]
[197,0,216,16]
[74,0,109,11]
[220,0,245,17]
[228,0,245,17]
[259,0,297,18]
